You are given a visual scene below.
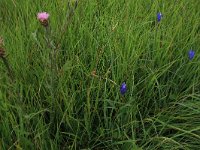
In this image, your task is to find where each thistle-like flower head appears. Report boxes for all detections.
[37,12,50,27]
[37,12,49,21]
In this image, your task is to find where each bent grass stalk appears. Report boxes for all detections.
[1,57,14,81]
[54,0,78,50]
[0,39,14,81]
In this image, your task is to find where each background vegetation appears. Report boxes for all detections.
[0,0,200,149]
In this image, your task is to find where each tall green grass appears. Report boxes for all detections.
[0,0,200,149]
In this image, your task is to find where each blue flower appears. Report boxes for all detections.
[157,12,163,22]
[120,82,127,95]
[188,50,195,60]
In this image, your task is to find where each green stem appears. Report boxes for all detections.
[45,25,57,129]
[55,1,78,50]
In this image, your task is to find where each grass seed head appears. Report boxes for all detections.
[0,37,4,46]
[0,48,5,58]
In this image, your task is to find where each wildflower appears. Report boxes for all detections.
[157,12,163,22]
[120,82,127,95]
[37,12,50,27]
[188,50,195,60]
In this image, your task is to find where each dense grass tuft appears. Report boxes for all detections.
[1,0,200,149]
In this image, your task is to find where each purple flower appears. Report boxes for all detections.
[120,82,127,95]
[37,12,49,21]
[37,12,50,27]
[157,12,163,22]
[188,50,195,60]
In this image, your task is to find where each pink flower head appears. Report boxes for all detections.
[37,12,49,22]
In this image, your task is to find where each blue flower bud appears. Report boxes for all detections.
[157,12,163,22]
[120,82,127,95]
[188,50,195,60]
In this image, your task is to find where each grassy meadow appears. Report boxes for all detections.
[0,0,200,149]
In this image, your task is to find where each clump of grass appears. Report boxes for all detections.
[0,0,200,149]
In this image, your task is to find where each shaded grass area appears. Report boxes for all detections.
[0,0,200,149]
